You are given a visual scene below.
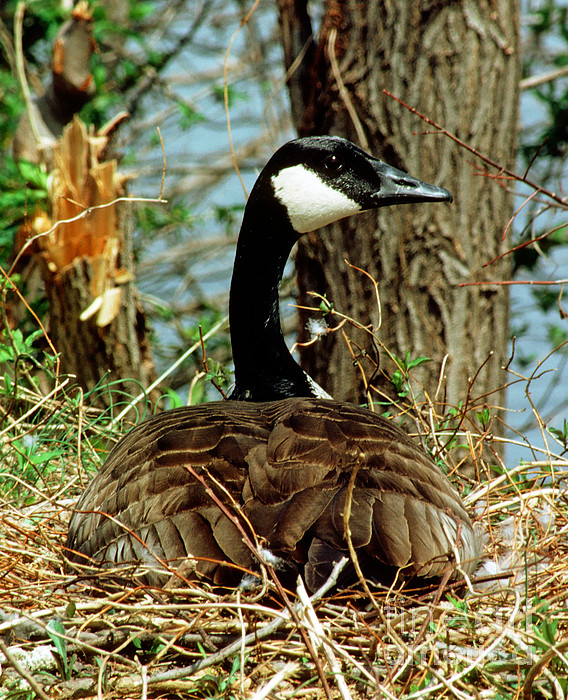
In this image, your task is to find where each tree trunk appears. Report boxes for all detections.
[279,0,519,441]
[11,4,159,414]
[9,0,160,410]
[38,117,159,413]
[12,1,95,167]
[43,255,157,412]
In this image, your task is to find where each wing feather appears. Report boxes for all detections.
[66,397,482,588]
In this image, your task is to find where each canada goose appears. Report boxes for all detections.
[66,136,481,591]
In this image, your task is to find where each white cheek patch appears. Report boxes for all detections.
[271,164,362,233]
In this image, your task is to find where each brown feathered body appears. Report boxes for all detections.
[67,397,481,590]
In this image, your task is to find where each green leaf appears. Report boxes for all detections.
[30,448,63,466]
[164,388,183,409]
[47,618,68,679]
[213,84,247,106]
[447,595,467,612]
[391,369,406,395]
[17,160,48,190]
[3,373,12,394]
[10,328,26,354]
[548,324,568,348]
[533,617,558,649]
[129,2,157,22]
[318,295,334,314]
[406,355,431,370]
[23,329,44,352]
[476,408,492,428]
[177,102,205,130]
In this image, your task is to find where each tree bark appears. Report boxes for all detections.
[10,3,159,414]
[12,1,95,167]
[279,0,519,441]
[38,117,159,413]
[43,255,157,411]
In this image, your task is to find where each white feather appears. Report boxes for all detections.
[305,372,332,399]
[306,317,329,341]
[271,164,361,233]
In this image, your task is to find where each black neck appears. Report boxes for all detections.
[229,192,316,401]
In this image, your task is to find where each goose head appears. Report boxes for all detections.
[229,136,452,401]
[266,136,452,234]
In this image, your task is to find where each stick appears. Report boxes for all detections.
[114,558,348,693]
[0,638,51,700]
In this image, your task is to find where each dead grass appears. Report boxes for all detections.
[1,370,567,700]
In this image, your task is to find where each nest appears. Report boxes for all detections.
[1,379,568,700]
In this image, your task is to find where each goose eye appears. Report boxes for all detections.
[322,154,344,176]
